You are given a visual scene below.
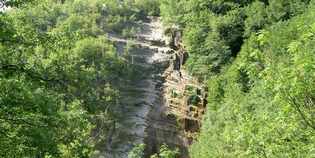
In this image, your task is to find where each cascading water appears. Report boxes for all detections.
[100,17,189,158]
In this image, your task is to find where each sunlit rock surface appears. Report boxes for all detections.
[100,17,205,158]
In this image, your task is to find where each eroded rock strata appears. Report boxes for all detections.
[103,17,206,158]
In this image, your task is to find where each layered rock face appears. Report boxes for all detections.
[102,17,206,158]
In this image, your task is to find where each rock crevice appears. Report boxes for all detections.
[102,17,206,158]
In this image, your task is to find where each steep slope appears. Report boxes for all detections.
[101,17,185,158]
[100,16,206,158]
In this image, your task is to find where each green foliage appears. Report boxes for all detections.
[243,1,268,37]
[160,0,186,26]
[188,1,315,157]
[150,144,179,158]
[161,0,247,79]
[128,144,145,158]
[133,0,160,16]
[0,0,139,157]
[160,0,309,80]
[3,0,36,8]
[2,0,315,157]
[98,0,160,36]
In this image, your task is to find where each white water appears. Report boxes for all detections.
[101,17,174,158]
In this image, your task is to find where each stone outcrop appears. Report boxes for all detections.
[101,17,206,158]
[142,25,208,158]
[162,28,207,148]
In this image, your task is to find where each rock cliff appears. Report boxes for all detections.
[101,17,206,158]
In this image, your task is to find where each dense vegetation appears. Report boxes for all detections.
[0,0,158,157]
[160,0,315,157]
[2,0,315,157]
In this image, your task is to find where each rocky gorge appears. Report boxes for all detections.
[100,17,207,158]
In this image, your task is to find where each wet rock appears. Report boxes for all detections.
[166,27,182,50]
[184,119,200,133]
[165,49,175,54]
[104,17,208,158]
[166,113,177,122]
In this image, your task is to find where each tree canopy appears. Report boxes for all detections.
[1,0,315,157]
[159,0,315,157]
[0,0,156,157]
